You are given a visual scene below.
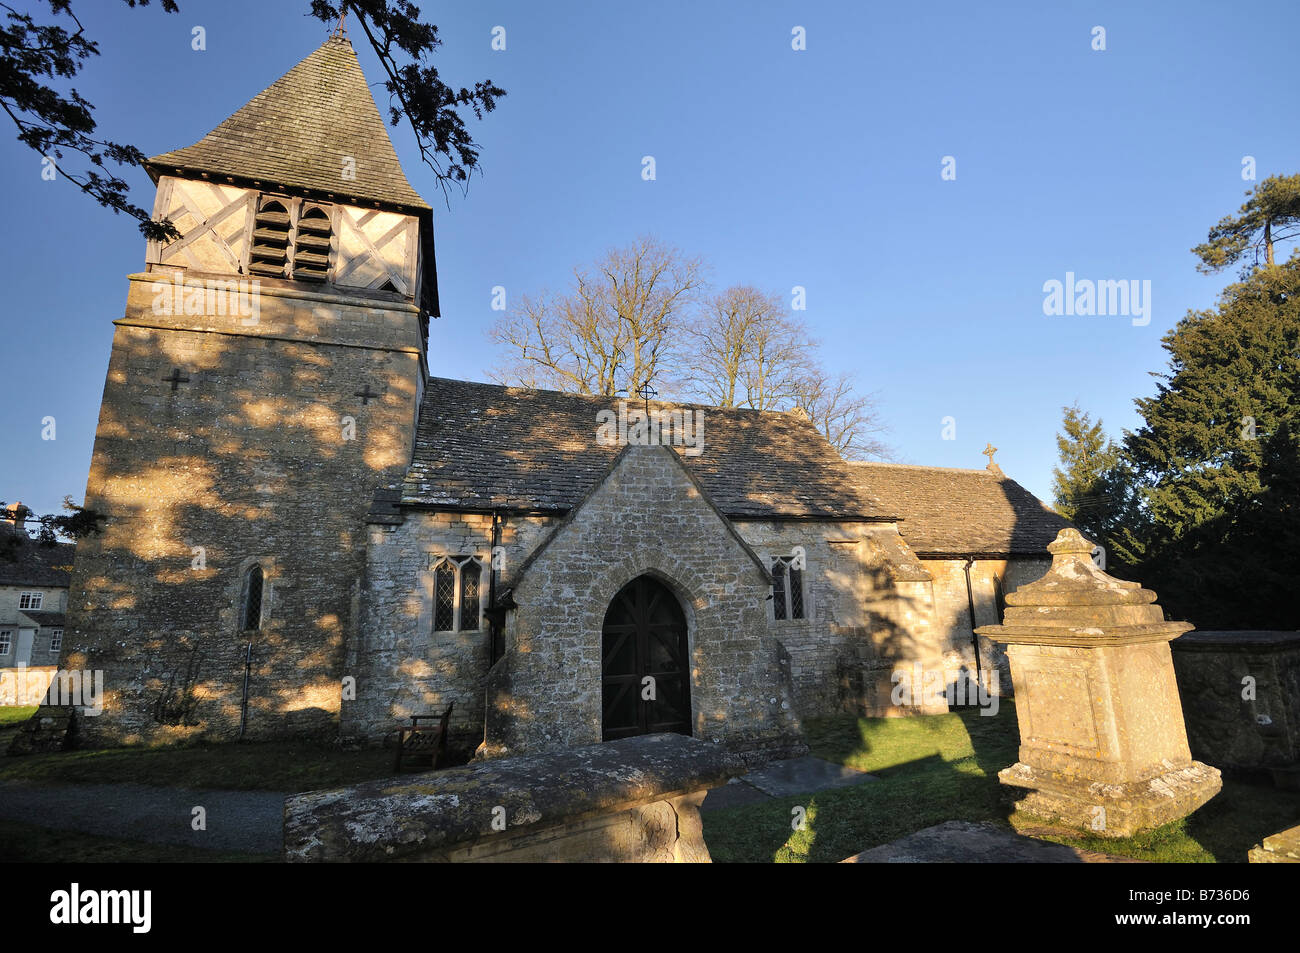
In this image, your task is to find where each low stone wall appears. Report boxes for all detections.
[284,733,735,862]
[1171,630,1300,783]
[0,666,56,706]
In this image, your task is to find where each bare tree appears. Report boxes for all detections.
[686,285,814,409]
[489,236,706,396]
[791,367,891,460]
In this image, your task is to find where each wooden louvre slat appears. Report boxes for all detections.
[295,232,331,250]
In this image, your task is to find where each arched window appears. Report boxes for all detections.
[430,556,484,633]
[242,565,264,631]
[770,555,806,621]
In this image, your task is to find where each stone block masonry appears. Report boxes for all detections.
[483,445,805,763]
[1171,630,1300,783]
[64,275,425,745]
[283,733,733,862]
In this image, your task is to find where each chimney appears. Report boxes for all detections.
[6,501,28,533]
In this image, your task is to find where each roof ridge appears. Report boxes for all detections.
[849,461,996,475]
[428,377,807,418]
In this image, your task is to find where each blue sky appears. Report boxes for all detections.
[2,0,1296,519]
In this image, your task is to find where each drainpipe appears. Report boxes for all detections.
[962,557,984,692]
[238,641,253,740]
[488,510,502,665]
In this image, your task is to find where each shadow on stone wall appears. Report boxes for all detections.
[64,321,420,745]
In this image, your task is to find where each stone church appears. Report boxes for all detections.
[63,36,1070,764]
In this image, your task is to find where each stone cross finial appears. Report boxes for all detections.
[982,442,1004,476]
[636,381,658,416]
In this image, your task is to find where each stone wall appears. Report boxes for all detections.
[923,557,1048,694]
[0,666,56,706]
[352,473,1019,754]
[346,509,557,753]
[64,268,425,745]
[734,520,948,717]
[488,445,803,763]
[1171,630,1300,781]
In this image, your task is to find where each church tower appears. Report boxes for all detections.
[64,34,436,742]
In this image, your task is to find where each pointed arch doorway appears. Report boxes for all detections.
[601,575,692,741]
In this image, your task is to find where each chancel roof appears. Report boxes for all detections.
[848,462,1073,557]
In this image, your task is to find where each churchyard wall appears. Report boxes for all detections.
[1171,630,1300,782]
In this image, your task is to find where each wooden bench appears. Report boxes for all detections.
[393,702,454,773]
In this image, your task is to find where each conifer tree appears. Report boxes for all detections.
[1051,404,1143,568]
[1193,174,1300,276]
[1122,260,1300,626]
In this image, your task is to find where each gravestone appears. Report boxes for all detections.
[975,529,1221,837]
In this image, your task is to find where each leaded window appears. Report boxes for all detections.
[434,562,456,632]
[771,555,806,621]
[460,560,481,632]
[431,556,485,633]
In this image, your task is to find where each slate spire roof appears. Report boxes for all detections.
[147,35,429,213]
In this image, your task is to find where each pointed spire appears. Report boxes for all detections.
[147,37,429,212]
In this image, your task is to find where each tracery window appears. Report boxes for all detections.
[431,556,484,633]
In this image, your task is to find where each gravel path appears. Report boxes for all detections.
[0,780,287,854]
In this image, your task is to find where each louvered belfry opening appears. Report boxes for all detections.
[293,203,332,281]
[249,197,291,277]
[248,194,333,281]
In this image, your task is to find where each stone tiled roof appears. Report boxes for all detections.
[20,610,65,629]
[147,37,429,213]
[848,462,1072,557]
[0,524,74,587]
[402,378,896,520]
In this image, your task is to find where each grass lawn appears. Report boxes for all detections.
[4,706,1297,863]
[702,708,1300,863]
[0,706,37,727]
[0,705,37,751]
[0,736,400,792]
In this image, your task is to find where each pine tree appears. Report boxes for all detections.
[1193,174,1300,276]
